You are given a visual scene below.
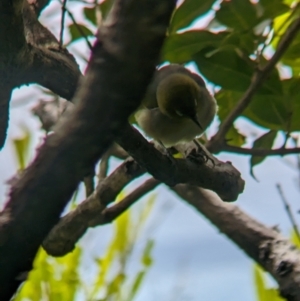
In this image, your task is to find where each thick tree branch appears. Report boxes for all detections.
[0,86,12,148]
[207,17,300,153]
[223,144,300,156]
[173,185,300,301]
[0,0,176,299]
[116,124,245,202]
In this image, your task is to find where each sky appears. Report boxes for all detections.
[1,2,300,301]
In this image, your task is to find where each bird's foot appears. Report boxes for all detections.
[156,140,177,164]
[187,139,215,166]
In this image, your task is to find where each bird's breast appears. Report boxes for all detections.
[135,108,203,147]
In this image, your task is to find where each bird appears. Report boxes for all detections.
[135,64,217,151]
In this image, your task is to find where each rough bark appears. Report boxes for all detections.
[173,186,300,301]
[0,0,176,299]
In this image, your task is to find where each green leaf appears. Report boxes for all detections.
[259,0,290,19]
[12,129,31,170]
[246,78,300,131]
[162,30,227,63]
[215,0,259,30]
[68,23,93,43]
[142,239,154,267]
[290,229,300,249]
[194,48,254,92]
[169,0,215,33]
[225,126,246,147]
[253,264,267,301]
[83,6,96,25]
[250,130,277,177]
[126,271,146,301]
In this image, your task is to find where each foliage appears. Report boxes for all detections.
[13,190,156,301]
[68,0,300,175]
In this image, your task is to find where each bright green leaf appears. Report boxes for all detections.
[169,0,215,33]
[12,129,31,170]
[253,264,267,301]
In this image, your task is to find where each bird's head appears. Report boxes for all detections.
[156,73,203,129]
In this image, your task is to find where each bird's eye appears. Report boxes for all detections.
[175,110,184,117]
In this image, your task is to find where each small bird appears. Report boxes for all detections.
[135,64,217,149]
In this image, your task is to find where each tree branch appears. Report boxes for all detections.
[223,144,300,156]
[43,158,145,256]
[116,124,245,202]
[207,17,300,153]
[100,177,160,224]
[0,0,176,298]
[173,185,300,301]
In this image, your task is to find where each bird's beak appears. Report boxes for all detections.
[190,115,203,130]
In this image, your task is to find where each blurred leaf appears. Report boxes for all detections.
[142,239,154,267]
[126,271,145,301]
[272,11,294,47]
[254,264,266,301]
[215,0,259,30]
[225,126,246,147]
[259,0,290,19]
[162,30,227,63]
[100,0,114,20]
[12,129,31,170]
[137,194,157,230]
[250,130,277,177]
[253,264,285,301]
[69,23,93,43]
[105,273,125,298]
[290,229,300,248]
[84,6,97,25]
[169,0,215,33]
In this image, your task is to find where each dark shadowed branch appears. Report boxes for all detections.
[116,124,245,202]
[0,0,176,299]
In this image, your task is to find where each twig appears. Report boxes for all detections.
[57,0,93,50]
[98,152,110,180]
[67,9,93,49]
[276,183,300,244]
[101,178,160,223]
[223,144,300,156]
[59,0,68,47]
[208,17,300,153]
[43,158,146,256]
[83,175,95,197]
